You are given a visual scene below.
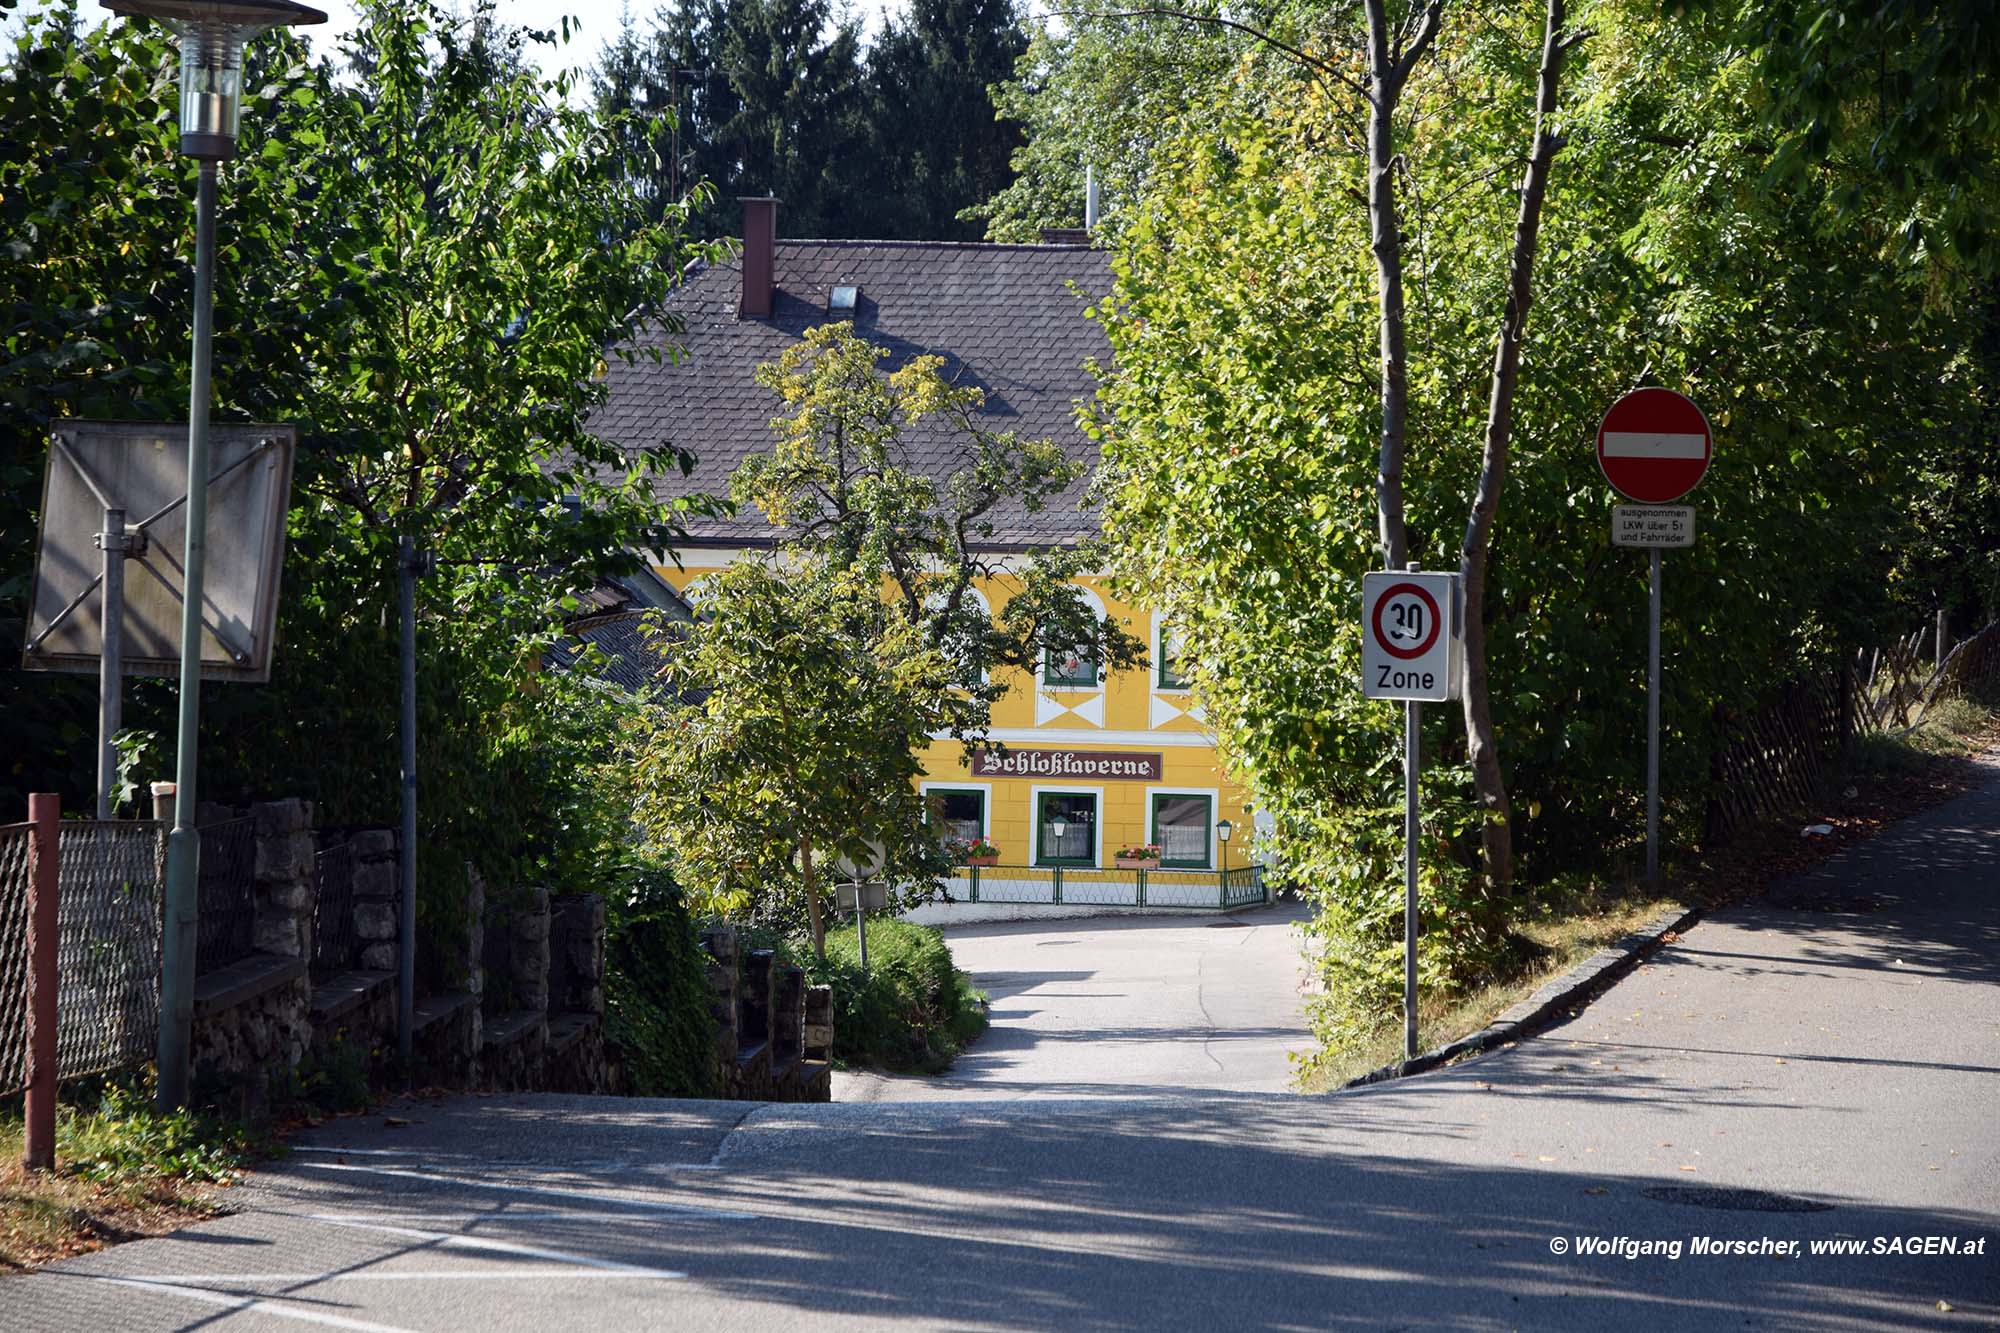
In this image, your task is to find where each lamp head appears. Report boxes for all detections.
[1217,819,1234,843]
[101,0,326,159]
[1051,817,1068,839]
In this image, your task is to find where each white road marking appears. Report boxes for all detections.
[291,1160,756,1220]
[70,1275,420,1332]
[107,1269,676,1283]
[304,1213,693,1276]
[294,1210,705,1224]
[1601,431,1707,459]
[293,1145,726,1170]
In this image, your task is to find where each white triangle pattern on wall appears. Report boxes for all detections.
[1037,690,1105,728]
[1149,693,1183,729]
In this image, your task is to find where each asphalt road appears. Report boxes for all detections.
[834,901,1317,1101]
[9,762,1998,1330]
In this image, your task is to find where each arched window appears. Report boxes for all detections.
[1039,586,1108,691]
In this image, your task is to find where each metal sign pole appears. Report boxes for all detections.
[398,535,419,1068]
[96,507,125,820]
[1645,547,1662,888]
[1404,697,1420,1062]
[854,880,870,974]
[156,160,219,1113]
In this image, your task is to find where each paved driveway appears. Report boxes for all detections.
[835,901,1316,1100]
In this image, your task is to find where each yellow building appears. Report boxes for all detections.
[594,201,1259,907]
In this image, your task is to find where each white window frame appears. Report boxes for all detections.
[919,780,992,845]
[1143,785,1221,870]
[1037,585,1109,694]
[1029,784,1104,867]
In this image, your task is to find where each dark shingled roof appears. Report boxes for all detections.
[589,238,1113,550]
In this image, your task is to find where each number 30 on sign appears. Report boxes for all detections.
[1361,570,1462,702]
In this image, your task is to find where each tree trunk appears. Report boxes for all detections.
[1363,0,1414,570]
[1459,0,1577,889]
[799,833,827,959]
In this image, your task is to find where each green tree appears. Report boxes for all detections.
[2,0,709,928]
[631,561,962,957]
[861,0,1028,239]
[594,0,868,240]
[733,323,1144,695]
[978,6,1247,241]
[632,323,1145,953]
[1087,0,1980,1035]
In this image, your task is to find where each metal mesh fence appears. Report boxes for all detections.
[312,839,356,975]
[196,816,257,974]
[56,821,164,1082]
[947,865,1267,909]
[0,822,35,1095]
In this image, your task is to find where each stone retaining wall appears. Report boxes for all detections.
[699,925,832,1103]
[179,800,616,1110]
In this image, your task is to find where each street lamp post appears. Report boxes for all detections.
[1217,818,1234,883]
[99,0,324,1112]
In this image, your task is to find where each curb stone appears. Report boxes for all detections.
[1337,903,1703,1091]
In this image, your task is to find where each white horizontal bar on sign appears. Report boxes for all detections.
[1601,432,1708,459]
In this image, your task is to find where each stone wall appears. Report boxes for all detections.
[181,801,624,1109]
[699,925,831,1103]
[252,800,315,959]
[550,894,605,1015]
[192,961,310,1118]
[349,830,400,973]
[189,802,322,1114]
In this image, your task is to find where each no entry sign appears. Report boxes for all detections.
[1361,570,1460,702]
[1597,388,1712,504]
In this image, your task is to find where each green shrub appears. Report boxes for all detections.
[807,919,987,1073]
[1300,786,1542,1053]
[60,1074,258,1185]
[603,866,719,1098]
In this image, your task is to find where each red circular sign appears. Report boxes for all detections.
[1371,583,1441,661]
[1596,388,1712,504]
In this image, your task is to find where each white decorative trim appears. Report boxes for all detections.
[1149,694,1184,729]
[1034,691,1068,726]
[1144,785,1220,869]
[940,726,1218,748]
[1073,693,1105,727]
[1029,784,1105,867]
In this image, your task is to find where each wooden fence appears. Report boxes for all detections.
[1705,618,2000,842]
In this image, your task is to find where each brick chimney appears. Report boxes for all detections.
[739,196,777,319]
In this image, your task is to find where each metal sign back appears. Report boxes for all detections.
[22,420,295,682]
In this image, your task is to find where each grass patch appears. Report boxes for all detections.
[1,1074,264,1270]
[1296,886,1679,1091]
[810,919,989,1074]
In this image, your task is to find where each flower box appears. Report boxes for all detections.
[965,854,1000,868]
[1115,856,1161,871]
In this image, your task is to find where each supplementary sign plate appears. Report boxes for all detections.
[1612,505,1695,548]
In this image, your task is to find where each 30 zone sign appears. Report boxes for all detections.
[1361,570,1460,702]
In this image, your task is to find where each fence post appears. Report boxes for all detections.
[969,867,979,904]
[1136,869,1145,909]
[24,793,59,1172]
[1052,866,1062,905]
